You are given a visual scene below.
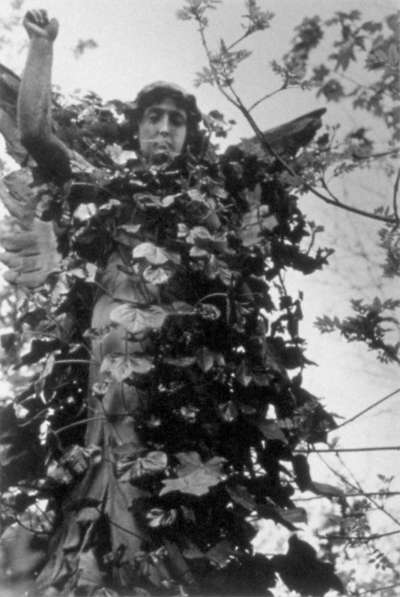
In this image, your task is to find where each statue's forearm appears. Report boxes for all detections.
[17,37,71,181]
[18,37,53,142]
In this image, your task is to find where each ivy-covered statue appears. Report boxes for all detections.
[0,9,343,597]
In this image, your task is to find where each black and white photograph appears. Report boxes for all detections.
[0,1,398,596]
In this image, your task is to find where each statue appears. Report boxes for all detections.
[0,9,342,597]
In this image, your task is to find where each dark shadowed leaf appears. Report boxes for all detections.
[257,419,288,444]
[226,485,256,511]
[206,540,234,568]
[272,535,344,595]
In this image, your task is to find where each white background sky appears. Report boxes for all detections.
[1,0,399,509]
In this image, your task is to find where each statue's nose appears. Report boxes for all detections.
[158,114,170,135]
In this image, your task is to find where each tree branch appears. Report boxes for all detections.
[318,529,400,542]
[295,446,400,453]
[335,387,400,430]
[320,455,400,528]
[248,82,289,112]
[295,491,400,501]
[195,29,397,225]
[392,167,400,229]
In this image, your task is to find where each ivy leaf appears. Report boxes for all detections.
[187,226,228,253]
[142,265,172,285]
[257,419,288,444]
[110,304,168,335]
[132,451,168,478]
[100,353,154,382]
[160,451,226,496]
[196,346,216,372]
[132,242,180,265]
[206,539,234,568]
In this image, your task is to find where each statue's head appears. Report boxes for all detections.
[128,82,203,164]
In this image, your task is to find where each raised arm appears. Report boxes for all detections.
[18,9,71,182]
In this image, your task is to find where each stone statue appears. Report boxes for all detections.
[15,9,208,594]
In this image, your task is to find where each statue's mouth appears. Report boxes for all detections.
[153,141,172,152]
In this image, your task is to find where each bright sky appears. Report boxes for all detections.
[1,0,399,498]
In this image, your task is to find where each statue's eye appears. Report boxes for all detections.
[171,114,187,127]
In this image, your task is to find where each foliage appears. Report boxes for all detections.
[1,1,399,596]
[316,298,400,364]
[0,55,344,597]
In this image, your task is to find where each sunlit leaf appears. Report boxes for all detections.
[100,353,154,381]
[132,242,180,265]
[110,304,168,335]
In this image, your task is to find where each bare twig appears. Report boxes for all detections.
[335,387,400,430]
[353,583,400,596]
[226,32,251,51]
[320,455,400,528]
[392,167,400,229]
[54,416,106,435]
[296,445,400,454]
[295,491,400,501]
[318,529,400,542]
[248,82,289,112]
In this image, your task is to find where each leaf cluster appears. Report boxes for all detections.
[0,88,342,596]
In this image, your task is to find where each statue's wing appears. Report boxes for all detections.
[0,62,30,165]
[0,169,62,289]
[235,107,327,159]
[0,63,99,288]
[0,64,66,288]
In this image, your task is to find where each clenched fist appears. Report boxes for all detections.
[23,9,59,42]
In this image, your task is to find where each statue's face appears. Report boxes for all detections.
[138,97,188,164]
